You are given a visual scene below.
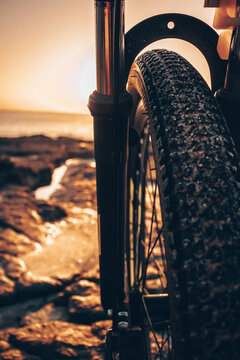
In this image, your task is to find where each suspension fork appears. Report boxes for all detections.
[88,0,132,325]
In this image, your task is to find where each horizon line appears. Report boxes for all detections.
[0,109,91,117]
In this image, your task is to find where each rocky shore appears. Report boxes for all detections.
[0,135,110,360]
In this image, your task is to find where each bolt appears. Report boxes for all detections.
[117,311,128,331]
[118,321,129,331]
[113,352,120,360]
[107,309,113,318]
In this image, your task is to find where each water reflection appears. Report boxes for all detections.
[35,158,96,201]
[35,164,67,200]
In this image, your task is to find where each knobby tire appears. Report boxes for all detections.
[126,49,240,360]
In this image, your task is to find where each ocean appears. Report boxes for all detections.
[0,111,93,140]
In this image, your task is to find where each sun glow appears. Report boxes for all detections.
[0,1,215,115]
[0,46,96,114]
[77,55,96,108]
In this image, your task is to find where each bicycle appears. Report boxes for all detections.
[88,1,240,359]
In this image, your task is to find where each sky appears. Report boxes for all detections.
[0,1,215,114]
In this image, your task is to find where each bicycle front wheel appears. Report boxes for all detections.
[126,49,240,360]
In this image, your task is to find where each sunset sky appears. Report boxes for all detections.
[0,1,215,114]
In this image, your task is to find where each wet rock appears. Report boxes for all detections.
[146,278,166,293]
[65,279,100,297]
[0,348,29,360]
[0,155,52,190]
[0,228,37,256]
[0,340,11,351]
[0,190,44,244]
[80,264,100,283]
[0,189,67,245]
[21,302,68,326]
[0,135,94,165]
[0,136,94,193]
[54,275,100,307]
[0,157,14,187]
[17,271,62,294]
[68,294,105,324]
[0,295,56,330]
[0,135,106,359]
[36,201,67,222]
[4,256,27,279]
[0,271,62,307]
[66,280,105,324]
[0,268,15,296]
[0,321,104,360]
[91,321,112,340]
[51,160,96,208]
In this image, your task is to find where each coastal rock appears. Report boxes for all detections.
[0,135,94,165]
[17,271,62,292]
[0,189,67,245]
[0,321,104,360]
[35,201,67,222]
[0,189,46,245]
[80,264,100,283]
[50,159,96,208]
[65,279,100,297]
[0,154,52,190]
[0,157,15,187]
[0,136,94,191]
[21,302,68,326]
[68,294,105,324]
[0,228,38,256]
[0,348,31,360]
[0,340,11,351]
[0,135,107,359]
[0,268,15,296]
[0,295,56,330]
[4,256,27,279]
[91,320,112,340]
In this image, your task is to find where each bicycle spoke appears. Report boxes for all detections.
[141,175,157,288]
[128,129,171,358]
[142,296,163,356]
[142,296,171,360]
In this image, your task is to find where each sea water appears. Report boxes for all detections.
[0,110,93,140]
